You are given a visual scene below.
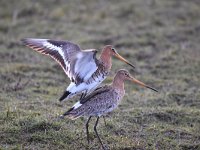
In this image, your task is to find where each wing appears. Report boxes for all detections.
[72,49,98,83]
[79,85,110,104]
[22,38,98,83]
[62,85,115,117]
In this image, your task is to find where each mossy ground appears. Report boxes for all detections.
[0,0,200,149]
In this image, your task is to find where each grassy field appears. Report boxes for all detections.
[1,0,200,149]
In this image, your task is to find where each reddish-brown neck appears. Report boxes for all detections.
[100,48,112,70]
[111,74,125,92]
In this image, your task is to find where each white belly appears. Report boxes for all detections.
[67,74,106,94]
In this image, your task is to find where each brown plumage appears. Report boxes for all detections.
[61,69,158,149]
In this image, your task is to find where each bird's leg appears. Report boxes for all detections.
[94,117,106,150]
[86,116,92,144]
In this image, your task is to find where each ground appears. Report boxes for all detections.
[0,0,200,149]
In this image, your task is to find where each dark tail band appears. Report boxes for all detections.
[59,107,75,119]
[62,107,74,116]
[59,91,71,101]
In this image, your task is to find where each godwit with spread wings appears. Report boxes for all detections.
[21,38,135,101]
[61,69,158,149]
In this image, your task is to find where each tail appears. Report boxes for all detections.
[59,90,80,101]
[59,89,88,102]
[60,101,84,119]
[60,108,81,120]
[59,91,72,101]
[59,82,86,102]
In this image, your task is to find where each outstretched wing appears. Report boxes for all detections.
[22,38,98,84]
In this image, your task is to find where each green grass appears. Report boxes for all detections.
[1,0,200,149]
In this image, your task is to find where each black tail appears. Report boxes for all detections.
[59,91,71,102]
[59,107,73,119]
[62,107,74,116]
[59,107,80,120]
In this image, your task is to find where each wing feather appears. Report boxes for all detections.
[22,38,98,83]
[80,85,110,104]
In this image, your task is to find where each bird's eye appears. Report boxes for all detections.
[125,73,129,76]
[111,48,115,51]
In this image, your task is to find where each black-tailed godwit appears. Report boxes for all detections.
[61,69,158,149]
[21,38,135,102]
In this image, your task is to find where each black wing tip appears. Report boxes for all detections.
[21,38,35,45]
[59,91,71,102]
[21,38,47,43]
[21,38,32,47]
[21,38,33,41]
[21,38,28,44]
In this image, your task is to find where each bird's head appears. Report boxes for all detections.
[103,45,135,68]
[116,69,158,92]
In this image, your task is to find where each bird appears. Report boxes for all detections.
[61,69,158,149]
[21,38,135,102]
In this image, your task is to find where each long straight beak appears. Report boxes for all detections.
[114,52,135,68]
[130,77,158,92]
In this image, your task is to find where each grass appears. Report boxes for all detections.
[1,0,200,149]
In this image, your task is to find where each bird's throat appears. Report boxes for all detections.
[112,75,125,92]
[100,51,112,70]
